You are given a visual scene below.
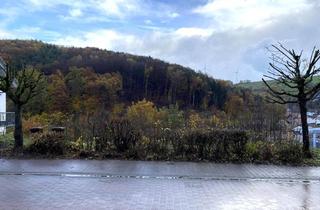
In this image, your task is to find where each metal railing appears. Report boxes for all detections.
[0,112,15,127]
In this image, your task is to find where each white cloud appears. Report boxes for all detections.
[193,0,312,30]
[96,0,141,18]
[144,19,152,25]
[0,25,61,40]
[60,8,83,20]
[168,12,179,18]
[69,8,83,17]
[51,0,320,83]
[0,29,13,39]
[14,26,41,34]
[26,0,83,9]
[25,0,180,20]
[53,29,140,50]
[26,0,142,18]
[51,27,262,81]
[0,6,22,26]
[174,27,214,38]
[11,0,320,82]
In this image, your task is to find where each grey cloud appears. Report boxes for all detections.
[133,3,320,82]
[52,1,320,82]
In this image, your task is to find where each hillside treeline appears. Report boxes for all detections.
[0,40,229,111]
[0,40,299,163]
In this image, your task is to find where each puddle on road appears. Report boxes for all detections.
[0,171,319,185]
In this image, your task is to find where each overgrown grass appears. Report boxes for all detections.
[303,149,320,166]
[0,132,14,149]
[0,129,32,148]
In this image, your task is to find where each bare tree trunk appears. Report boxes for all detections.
[299,100,311,158]
[73,112,81,140]
[14,104,23,150]
[192,92,195,107]
[144,76,149,98]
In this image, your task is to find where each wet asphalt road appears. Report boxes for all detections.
[0,159,320,210]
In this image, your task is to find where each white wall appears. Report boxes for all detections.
[0,91,6,133]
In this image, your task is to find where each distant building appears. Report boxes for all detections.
[309,128,320,148]
[293,126,320,148]
[307,112,316,117]
[0,58,14,133]
[291,109,320,148]
[0,58,7,133]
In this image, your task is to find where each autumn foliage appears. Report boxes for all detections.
[0,40,301,163]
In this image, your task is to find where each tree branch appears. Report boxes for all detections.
[262,78,298,98]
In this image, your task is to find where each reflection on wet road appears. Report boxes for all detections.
[0,159,319,209]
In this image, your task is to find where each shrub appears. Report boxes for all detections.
[169,129,185,158]
[127,100,161,135]
[107,119,140,153]
[245,140,303,164]
[147,128,178,160]
[245,141,274,162]
[183,129,248,161]
[159,104,185,129]
[23,112,69,135]
[245,141,276,162]
[23,113,49,134]
[187,113,202,130]
[245,141,260,161]
[26,132,67,155]
[275,141,303,164]
[258,142,274,162]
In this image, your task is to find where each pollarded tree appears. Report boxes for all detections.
[0,60,45,150]
[262,43,320,157]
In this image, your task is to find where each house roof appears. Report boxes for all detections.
[307,116,320,125]
[309,127,320,134]
[307,112,315,117]
[293,126,320,134]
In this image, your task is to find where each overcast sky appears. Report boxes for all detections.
[0,0,320,82]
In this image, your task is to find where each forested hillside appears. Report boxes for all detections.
[237,78,320,111]
[0,40,293,162]
[237,77,320,94]
[0,40,230,112]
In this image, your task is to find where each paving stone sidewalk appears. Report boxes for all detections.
[1,175,319,210]
[1,159,320,209]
